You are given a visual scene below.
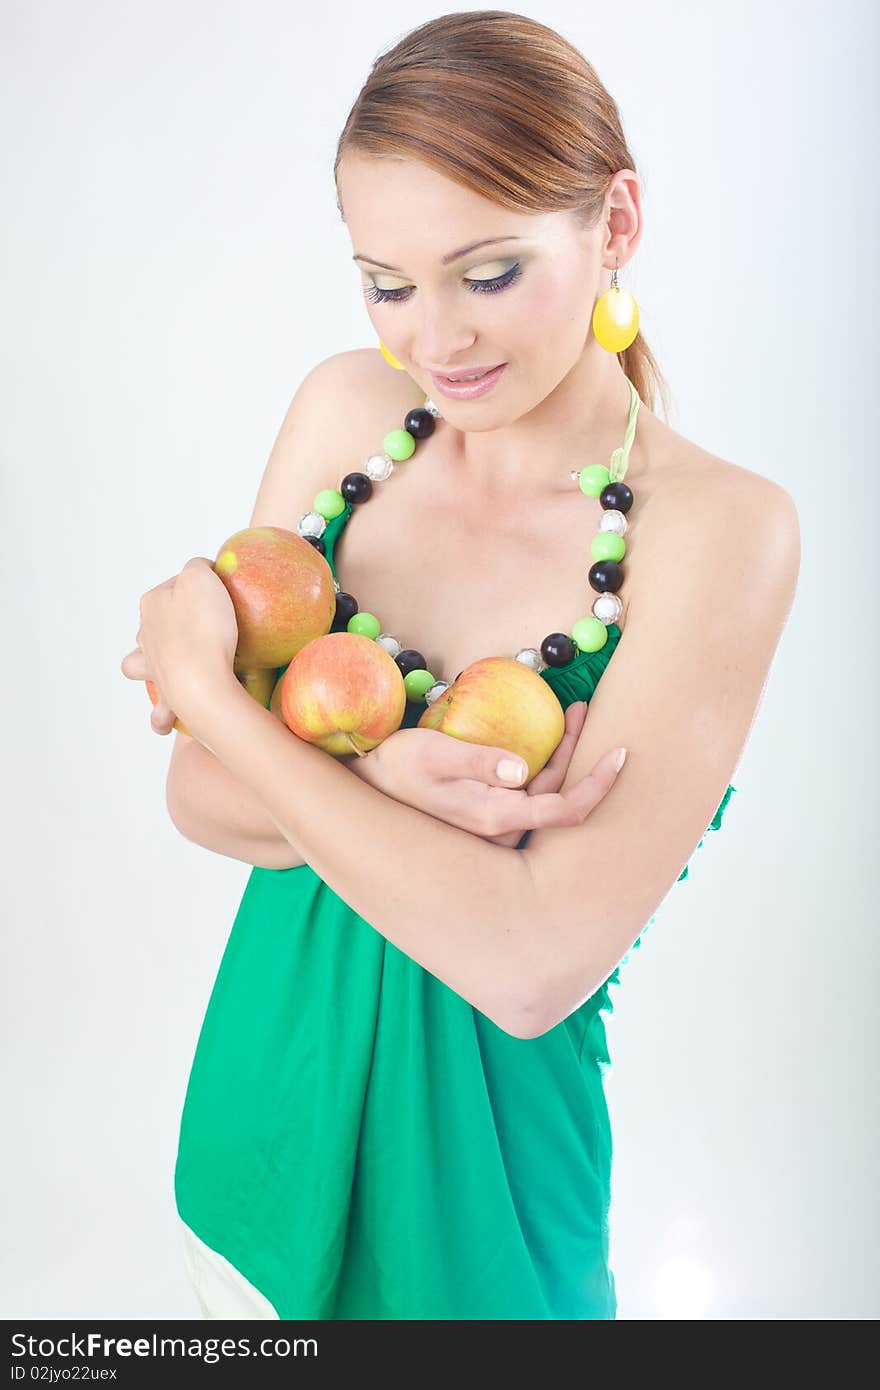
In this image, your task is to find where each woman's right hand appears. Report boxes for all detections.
[346,701,625,846]
[121,628,181,736]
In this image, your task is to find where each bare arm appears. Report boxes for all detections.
[166,730,307,871]
[163,351,367,872]
[179,672,542,1039]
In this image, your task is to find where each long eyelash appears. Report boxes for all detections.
[364,262,523,306]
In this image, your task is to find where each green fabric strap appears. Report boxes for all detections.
[608,376,641,484]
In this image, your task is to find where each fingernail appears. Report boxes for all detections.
[497,758,526,784]
[613,747,627,772]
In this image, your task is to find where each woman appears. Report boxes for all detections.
[122,13,799,1319]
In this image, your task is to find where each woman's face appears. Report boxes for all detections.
[337,152,608,427]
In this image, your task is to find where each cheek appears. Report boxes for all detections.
[516,271,578,334]
[508,275,588,374]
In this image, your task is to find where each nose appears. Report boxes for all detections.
[410,296,477,374]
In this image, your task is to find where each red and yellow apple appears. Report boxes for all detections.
[234,664,278,708]
[417,656,564,783]
[280,631,407,757]
[215,526,337,669]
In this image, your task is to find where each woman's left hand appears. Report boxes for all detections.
[120,557,239,727]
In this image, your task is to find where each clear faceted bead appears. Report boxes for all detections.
[376,633,402,658]
[593,592,623,624]
[333,577,340,593]
[424,680,450,705]
[298,511,326,538]
[424,398,442,417]
[570,468,582,484]
[598,508,628,536]
[365,453,394,482]
[515,647,546,672]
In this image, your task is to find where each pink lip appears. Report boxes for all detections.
[430,363,504,380]
[428,363,508,400]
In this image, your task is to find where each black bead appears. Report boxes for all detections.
[589,560,624,593]
[333,591,358,627]
[395,648,427,677]
[302,535,325,554]
[600,481,633,513]
[404,407,436,439]
[540,633,577,667]
[340,472,373,504]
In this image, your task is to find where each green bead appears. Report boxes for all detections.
[590,531,626,563]
[404,668,436,701]
[571,616,609,653]
[347,611,381,639]
[383,428,416,461]
[313,488,346,520]
[578,464,611,497]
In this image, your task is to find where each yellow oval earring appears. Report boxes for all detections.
[592,257,640,353]
[378,340,406,370]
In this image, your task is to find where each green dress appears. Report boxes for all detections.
[174,500,736,1320]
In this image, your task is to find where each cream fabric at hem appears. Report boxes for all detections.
[180,1218,281,1320]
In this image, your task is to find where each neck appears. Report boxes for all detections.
[436,342,641,504]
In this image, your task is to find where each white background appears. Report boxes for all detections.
[2,0,877,1319]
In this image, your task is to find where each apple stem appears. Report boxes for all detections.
[344,733,367,757]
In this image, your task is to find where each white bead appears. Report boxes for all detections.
[365,453,394,482]
[598,508,628,537]
[424,680,450,705]
[298,511,326,538]
[593,592,622,624]
[376,633,402,658]
[515,647,546,672]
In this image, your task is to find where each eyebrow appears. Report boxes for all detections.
[351,236,523,273]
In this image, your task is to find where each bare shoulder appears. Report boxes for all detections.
[622,416,801,652]
[283,345,421,433]
[322,346,428,426]
[653,433,801,609]
[653,418,796,505]
[698,446,799,573]
[704,450,798,519]
[249,348,423,531]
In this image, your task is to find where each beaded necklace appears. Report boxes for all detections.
[295,374,641,706]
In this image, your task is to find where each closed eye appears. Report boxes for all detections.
[364,262,523,306]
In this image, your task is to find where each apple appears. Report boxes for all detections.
[215,526,337,669]
[145,678,192,738]
[280,631,407,757]
[268,669,286,720]
[417,656,565,783]
[234,665,278,709]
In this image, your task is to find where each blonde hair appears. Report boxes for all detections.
[334,9,671,422]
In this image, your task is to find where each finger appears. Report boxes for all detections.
[527,746,627,829]
[423,710,584,792]
[150,696,176,735]
[524,702,588,795]
[482,745,626,836]
[484,701,588,790]
[485,827,531,849]
[121,648,149,680]
[423,733,528,787]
